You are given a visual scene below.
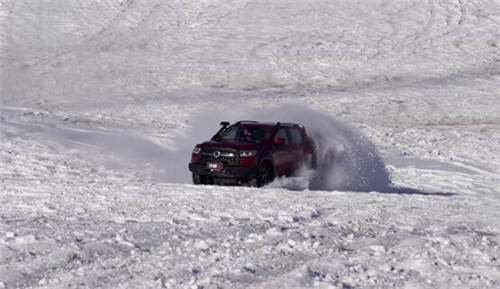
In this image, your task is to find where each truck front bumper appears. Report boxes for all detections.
[189,163,258,182]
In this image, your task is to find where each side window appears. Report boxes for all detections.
[275,129,289,144]
[288,128,303,145]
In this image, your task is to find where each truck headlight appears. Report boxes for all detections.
[192,147,201,154]
[239,150,257,157]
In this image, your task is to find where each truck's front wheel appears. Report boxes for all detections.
[192,173,210,185]
[256,163,274,187]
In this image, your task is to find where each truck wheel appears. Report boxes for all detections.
[192,173,210,185]
[256,163,274,187]
[192,173,201,184]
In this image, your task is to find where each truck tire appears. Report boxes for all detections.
[193,173,210,185]
[256,163,274,187]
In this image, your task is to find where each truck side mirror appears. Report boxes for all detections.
[220,121,230,127]
[274,137,286,145]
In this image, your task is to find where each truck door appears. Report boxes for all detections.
[272,128,292,176]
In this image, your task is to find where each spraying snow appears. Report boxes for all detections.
[254,105,391,192]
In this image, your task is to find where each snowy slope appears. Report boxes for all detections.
[1,0,500,288]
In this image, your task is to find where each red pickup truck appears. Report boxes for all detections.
[189,121,316,187]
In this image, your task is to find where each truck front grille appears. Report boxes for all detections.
[200,148,239,166]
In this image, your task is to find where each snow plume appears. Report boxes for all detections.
[253,105,391,192]
[179,104,390,192]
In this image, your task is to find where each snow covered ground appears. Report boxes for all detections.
[1,0,500,288]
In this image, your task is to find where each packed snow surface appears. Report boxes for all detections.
[1,0,500,288]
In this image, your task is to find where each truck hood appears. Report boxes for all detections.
[199,140,262,151]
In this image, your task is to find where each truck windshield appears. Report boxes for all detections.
[218,125,272,143]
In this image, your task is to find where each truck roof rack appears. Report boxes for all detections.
[236,120,259,124]
[235,121,304,128]
[277,122,302,127]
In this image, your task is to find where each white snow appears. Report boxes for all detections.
[1,0,500,288]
